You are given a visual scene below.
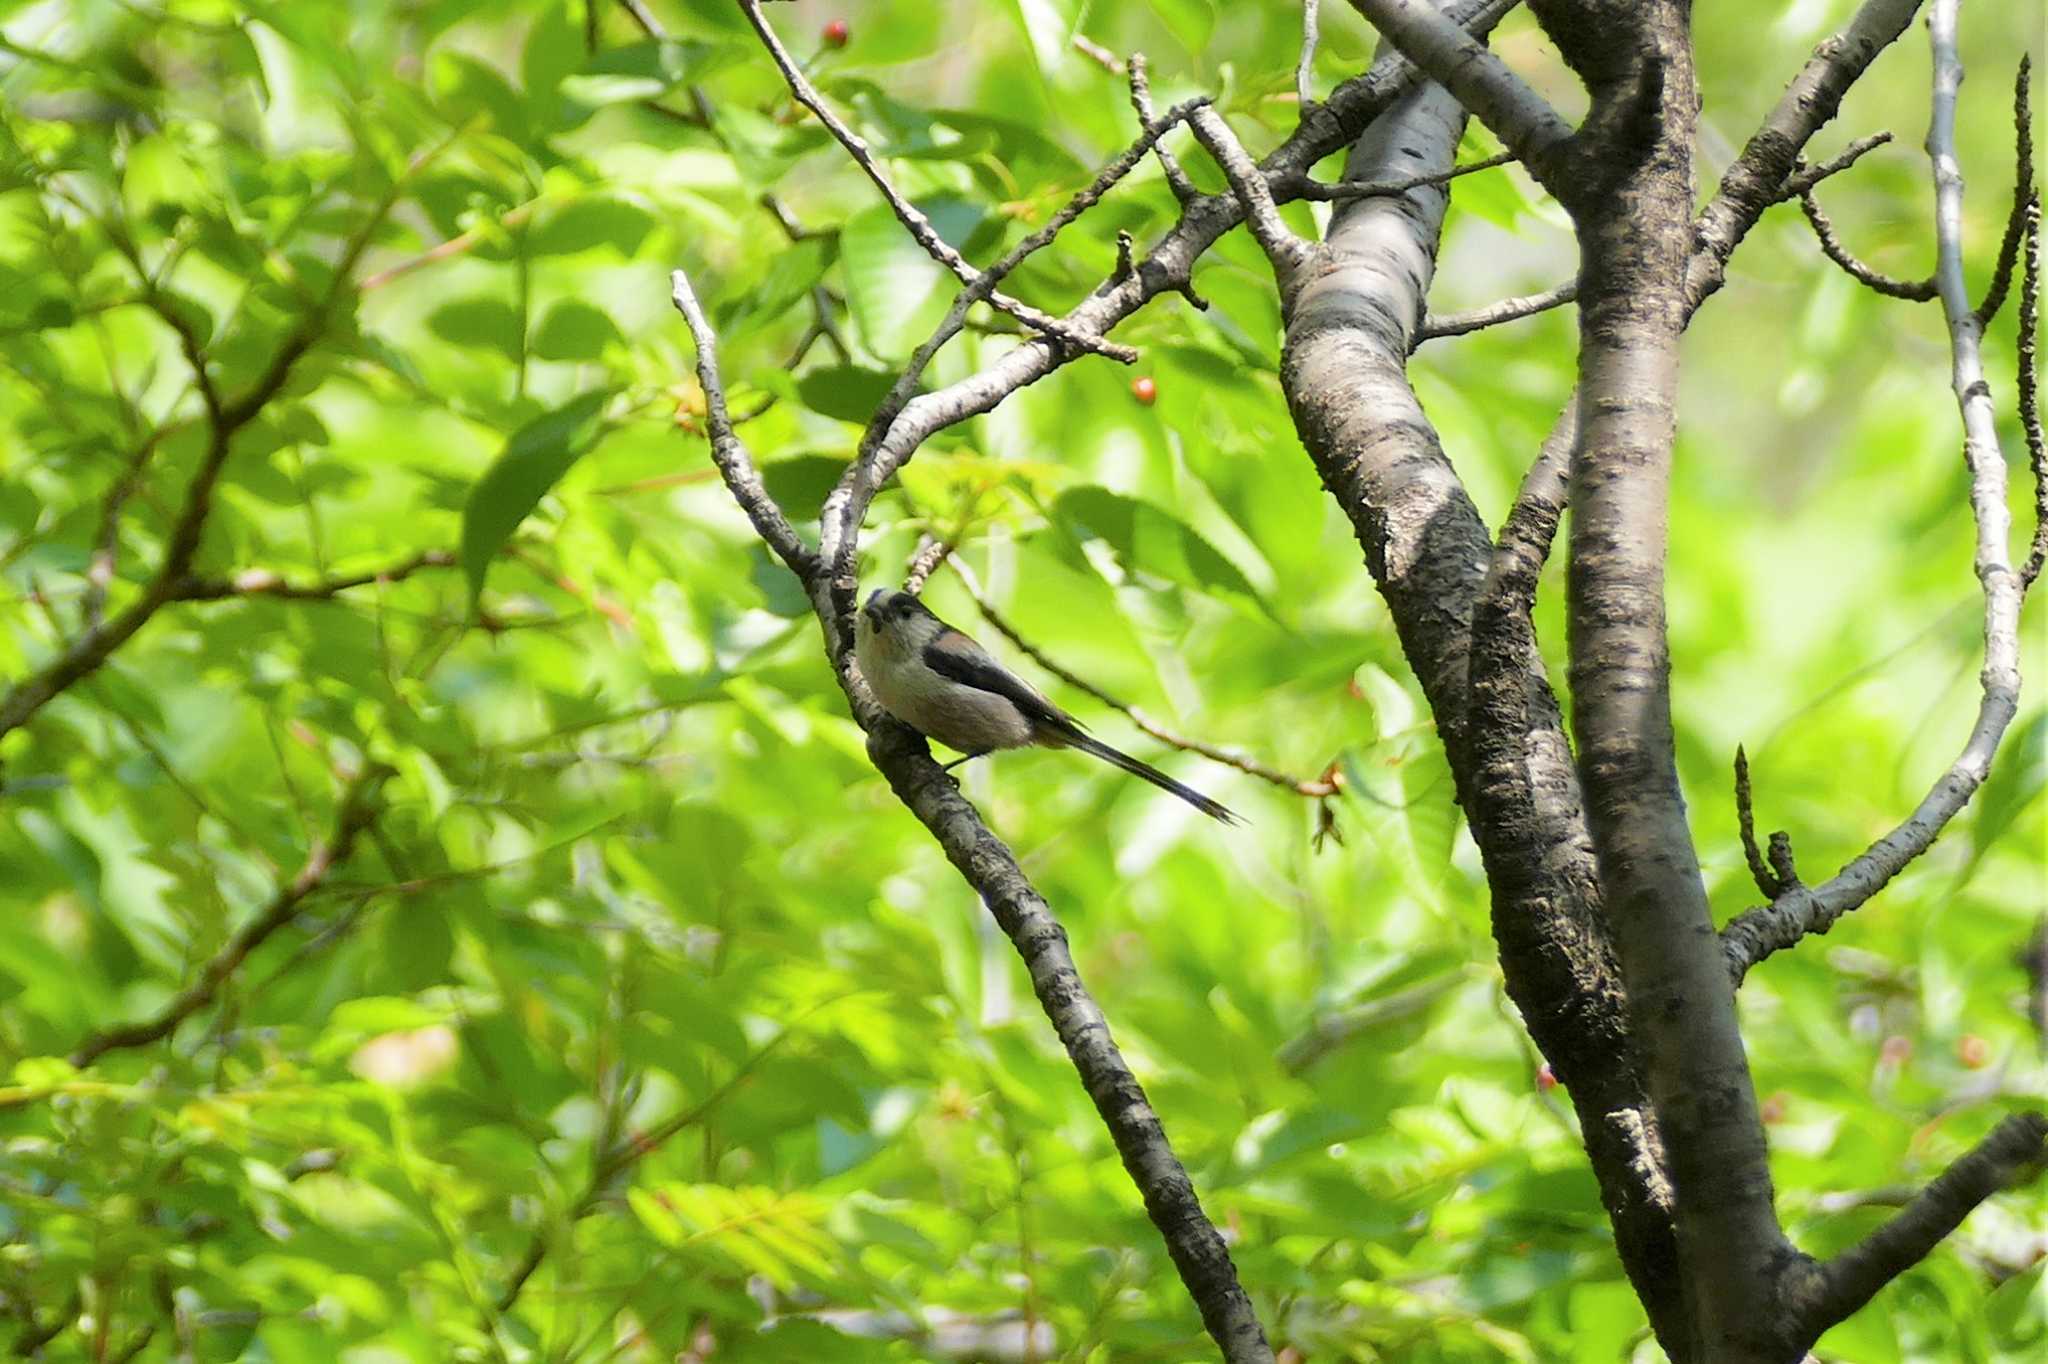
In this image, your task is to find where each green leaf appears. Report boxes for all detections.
[528,197,656,257]
[459,390,612,605]
[1962,707,2045,881]
[1051,487,1259,602]
[795,366,897,424]
[531,300,622,362]
[427,297,522,358]
[839,196,983,357]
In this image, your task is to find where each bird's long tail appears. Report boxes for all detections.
[1066,732,1242,824]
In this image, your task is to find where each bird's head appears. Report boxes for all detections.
[858,588,939,651]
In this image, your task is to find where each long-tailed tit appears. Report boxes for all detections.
[854,589,1241,824]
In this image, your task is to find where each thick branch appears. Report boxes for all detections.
[863,729,1273,1363]
[1345,0,1575,190]
[70,766,389,1066]
[1723,0,2026,982]
[1275,32,1690,1345]
[1788,1112,2046,1340]
[1543,4,1797,1357]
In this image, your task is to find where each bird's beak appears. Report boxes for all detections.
[861,589,886,630]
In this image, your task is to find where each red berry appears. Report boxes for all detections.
[1131,376,1157,405]
[1760,1091,1789,1124]
[822,18,849,47]
[1957,1034,1990,1068]
[1535,1063,1558,1093]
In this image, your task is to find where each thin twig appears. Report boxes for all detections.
[1734,746,1783,899]
[1418,279,1578,342]
[1800,188,1939,299]
[69,766,390,1066]
[2021,196,2045,587]
[1723,0,2026,982]
[1276,148,1516,201]
[80,425,182,630]
[1071,33,1124,75]
[1686,0,1926,314]
[902,535,953,594]
[817,97,1211,629]
[1974,57,2034,327]
[1779,131,1895,198]
[736,0,1130,362]
[667,270,819,582]
[1185,106,1314,284]
[175,550,458,602]
[947,559,1337,798]
[1129,53,1197,203]
[1298,0,1323,111]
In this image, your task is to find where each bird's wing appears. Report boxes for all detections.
[921,629,1084,738]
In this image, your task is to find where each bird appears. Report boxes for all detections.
[853,588,1241,824]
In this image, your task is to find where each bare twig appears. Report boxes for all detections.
[1418,280,1578,342]
[1790,1112,2047,1335]
[1722,0,2026,982]
[1800,188,1939,299]
[1343,0,1575,192]
[668,270,819,582]
[948,559,1337,798]
[1186,106,1314,284]
[616,0,662,41]
[1687,0,1926,313]
[1298,0,1323,111]
[783,0,1510,670]
[1974,57,2034,327]
[175,551,458,602]
[1071,33,1124,75]
[902,535,954,594]
[2021,196,2045,587]
[69,766,390,1066]
[737,0,1130,363]
[359,199,541,293]
[1733,746,1784,899]
[1129,54,1197,203]
[1275,147,1516,201]
[849,97,1207,486]
[1780,131,1896,198]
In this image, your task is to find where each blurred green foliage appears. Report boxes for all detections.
[0,1,2041,1361]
